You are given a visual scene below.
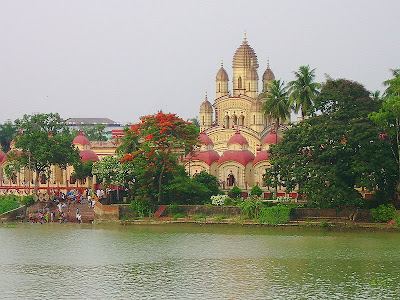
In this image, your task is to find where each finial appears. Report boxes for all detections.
[221,60,223,67]
[267,58,270,69]
[243,30,247,44]
[205,91,208,100]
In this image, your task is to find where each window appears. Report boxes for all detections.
[40,174,47,184]
[238,77,242,89]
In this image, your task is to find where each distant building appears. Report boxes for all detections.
[65,118,123,139]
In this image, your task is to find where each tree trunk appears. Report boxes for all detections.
[158,165,165,202]
[34,171,40,195]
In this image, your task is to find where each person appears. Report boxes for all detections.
[77,213,82,224]
[87,195,92,208]
[76,208,80,223]
[50,211,54,222]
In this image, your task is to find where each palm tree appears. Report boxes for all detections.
[288,65,321,118]
[263,79,290,143]
[383,68,400,97]
[371,90,382,102]
[0,122,16,152]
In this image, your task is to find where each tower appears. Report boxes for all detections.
[199,92,213,131]
[232,33,259,98]
[262,60,275,93]
[216,61,229,99]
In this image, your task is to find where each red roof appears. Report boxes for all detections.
[73,131,90,146]
[79,150,99,162]
[0,150,5,164]
[227,132,248,146]
[187,150,220,166]
[218,150,254,166]
[199,132,213,146]
[262,131,282,144]
[253,151,270,166]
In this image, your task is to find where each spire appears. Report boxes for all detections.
[267,59,270,69]
[205,91,208,101]
[221,60,223,67]
[243,30,247,44]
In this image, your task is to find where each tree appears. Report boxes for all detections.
[187,117,200,127]
[0,122,16,152]
[230,186,242,199]
[262,79,291,140]
[370,69,400,190]
[288,65,321,118]
[5,113,80,194]
[116,125,139,155]
[121,112,199,202]
[265,79,397,208]
[72,160,94,180]
[250,185,263,198]
[193,171,222,196]
[92,155,135,198]
[71,124,108,141]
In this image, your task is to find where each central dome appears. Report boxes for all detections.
[233,37,258,69]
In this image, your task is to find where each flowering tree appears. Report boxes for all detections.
[121,112,199,202]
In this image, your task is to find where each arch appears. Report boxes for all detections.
[253,115,256,124]
[224,115,230,128]
[238,76,242,89]
[240,115,245,126]
[227,173,235,187]
[202,116,205,125]
[248,82,251,91]
[218,83,221,92]
[232,115,238,126]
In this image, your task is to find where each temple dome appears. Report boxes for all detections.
[227,132,248,146]
[263,66,275,81]
[73,131,90,146]
[79,150,99,163]
[218,150,255,166]
[199,132,213,146]
[262,131,282,144]
[233,37,258,69]
[200,99,213,113]
[253,151,270,166]
[187,150,220,166]
[216,66,229,81]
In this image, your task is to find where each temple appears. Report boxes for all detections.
[184,35,289,195]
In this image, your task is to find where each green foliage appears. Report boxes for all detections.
[238,198,264,219]
[288,65,321,118]
[172,213,186,219]
[320,221,330,228]
[250,186,263,197]
[258,204,291,225]
[9,113,80,193]
[193,213,208,221]
[71,125,108,141]
[22,194,35,207]
[0,195,20,214]
[193,171,222,196]
[371,204,397,223]
[261,79,290,128]
[230,186,242,199]
[167,204,181,215]
[92,155,135,191]
[130,198,153,217]
[265,79,397,208]
[0,122,16,152]
[122,112,200,202]
[72,160,94,180]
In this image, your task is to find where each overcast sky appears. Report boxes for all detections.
[1,0,399,125]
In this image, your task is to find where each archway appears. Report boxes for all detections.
[227,173,235,187]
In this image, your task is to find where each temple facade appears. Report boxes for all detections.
[185,35,288,195]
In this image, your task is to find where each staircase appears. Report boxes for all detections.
[65,203,95,223]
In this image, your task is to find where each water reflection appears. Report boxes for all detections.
[1,223,400,299]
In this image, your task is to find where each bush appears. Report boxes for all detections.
[371,204,397,223]
[259,204,291,225]
[0,195,20,214]
[211,195,229,206]
[167,203,181,215]
[238,198,263,219]
[250,186,263,197]
[22,195,35,207]
[130,198,153,217]
[230,186,242,199]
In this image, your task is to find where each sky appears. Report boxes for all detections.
[1,0,399,125]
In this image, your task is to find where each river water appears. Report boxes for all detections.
[0,223,399,299]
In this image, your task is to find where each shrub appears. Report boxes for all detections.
[371,204,397,223]
[22,195,35,207]
[230,186,242,199]
[0,195,20,214]
[238,198,263,219]
[211,195,229,206]
[259,204,291,225]
[167,203,181,215]
[250,186,263,197]
[130,198,153,217]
